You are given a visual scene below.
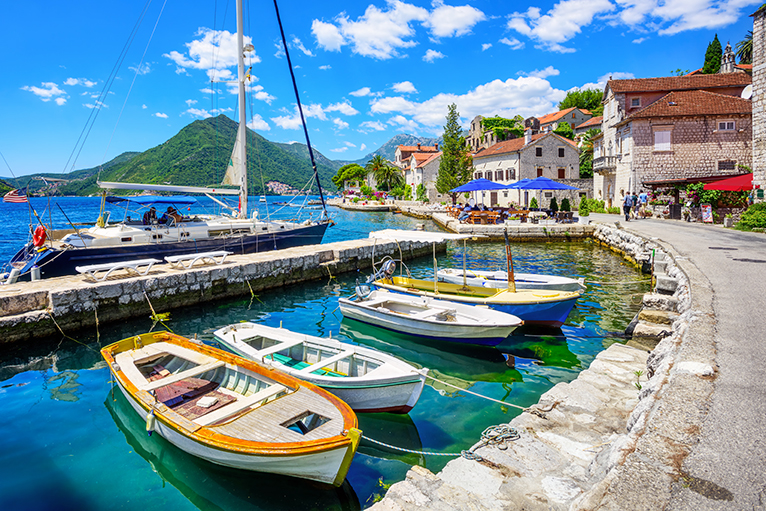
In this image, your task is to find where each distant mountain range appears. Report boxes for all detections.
[2,116,443,196]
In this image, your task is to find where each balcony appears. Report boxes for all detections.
[593,155,620,174]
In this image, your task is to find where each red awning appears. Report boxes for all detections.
[703,173,753,191]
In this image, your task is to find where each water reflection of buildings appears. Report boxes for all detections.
[105,391,361,511]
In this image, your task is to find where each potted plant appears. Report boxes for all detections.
[578,199,590,224]
[723,213,733,228]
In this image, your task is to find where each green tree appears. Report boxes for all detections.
[702,34,722,74]
[553,122,574,140]
[365,154,403,191]
[736,30,753,64]
[529,197,539,209]
[671,68,690,76]
[436,104,474,203]
[558,88,604,117]
[578,128,600,179]
[481,116,524,141]
[331,163,367,190]
[549,197,559,212]
[416,183,429,202]
[560,198,571,212]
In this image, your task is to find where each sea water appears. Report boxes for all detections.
[0,197,650,510]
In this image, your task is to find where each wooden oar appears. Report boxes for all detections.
[503,229,516,293]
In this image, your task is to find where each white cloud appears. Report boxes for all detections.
[632,37,648,44]
[21,82,66,103]
[142,104,148,109]
[331,146,349,153]
[84,100,106,109]
[64,77,97,87]
[251,85,276,104]
[311,20,345,51]
[154,112,168,118]
[576,71,636,91]
[527,66,560,79]
[423,49,445,62]
[360,143,367,151]
[423,0,486,38]
[271,103,327,129]
[393,81,418,93]
[614,0,760,35]
[333,118,350,129]
[186,108,212,118]
[388,115,420,131]
[186,99,198,107]
[55,97,67,106]
[499,37,524,50]
[350,87,372,97]
[326,101,359,115]
[292,37,315,57]
[370,96,415,114]
[165,28,261,74]
[482,43,492,51]
[507,0,614,52]
[359,120,388,132]
[129,62,152,75]
[248,114,270,131]
[319,65,332,70]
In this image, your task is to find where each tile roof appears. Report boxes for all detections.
[473,132,576,158]
[626,90,751,119]
[608,73,751,94]
[416,152,442,168]
[576,116,603,129]
[536,107,591,125]
[398,145,439,152]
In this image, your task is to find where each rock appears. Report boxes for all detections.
[655,275,679,294]
[632,322,672,340]
[637,309,678,325]
[642,293,680,312]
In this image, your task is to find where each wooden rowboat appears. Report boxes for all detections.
[214,322,428,413]
[101,331,360,486]
[437,268,586,292]
[339,289,522,346]
[371,276,580,327]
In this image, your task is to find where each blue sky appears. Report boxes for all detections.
[1,0,760,177]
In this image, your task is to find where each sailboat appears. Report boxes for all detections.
[6,1,331,280]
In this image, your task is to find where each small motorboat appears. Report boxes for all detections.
[437,268,586,292]
[339,289,523,346]
[214,322,427,413]
[101,331,360,486]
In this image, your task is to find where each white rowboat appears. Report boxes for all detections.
[339,289,523,347]
[101,332,360,486]
[438,268,586,292]
[214,322,428,413]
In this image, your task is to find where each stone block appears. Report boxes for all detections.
[632,322,672,340]
[655,275,679,294]
[637,309,677,325]
[642,293,679,312]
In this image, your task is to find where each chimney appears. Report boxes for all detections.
[417,143,421,150]
[524,128,531,146]
[435,143,438,150]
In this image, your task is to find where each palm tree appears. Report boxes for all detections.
[736,31,752,65]
[366,155,403,191]
[578,129,600,179]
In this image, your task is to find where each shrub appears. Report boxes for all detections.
[549,197,559,213]
[736,203,766,231]
[560,198,571,212]
[360,185,374,197]
[578,199,590,216]
[403,185,413,201]
[530,197,539,209]
[416,183,429,202]
[607,206,621,214]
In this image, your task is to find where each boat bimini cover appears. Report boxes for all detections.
[106,195,198,206]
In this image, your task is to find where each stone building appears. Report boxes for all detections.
[470,131,587,208]
[403,152,443,202]
[574,116,602,137]
[394,143,438,169]
[536,107,593,133]
[592,73,752,208]
[753,5,766,201]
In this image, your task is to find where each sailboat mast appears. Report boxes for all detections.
[236,0,248,219]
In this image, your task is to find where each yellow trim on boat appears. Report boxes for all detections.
[334,427,362,487]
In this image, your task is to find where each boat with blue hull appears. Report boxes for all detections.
[370,276,580,327]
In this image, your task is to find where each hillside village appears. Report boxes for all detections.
[341,39,762,218]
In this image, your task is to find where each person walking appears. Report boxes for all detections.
[623,193,633,222]
[638,190,648,218]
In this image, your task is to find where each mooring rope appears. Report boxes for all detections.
[361,424,520,462]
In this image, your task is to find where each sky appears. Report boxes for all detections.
[0,0,760,178]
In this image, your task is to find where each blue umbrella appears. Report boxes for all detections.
[511,177,579,190]
[504,179,531,189]
[449,178,508,193]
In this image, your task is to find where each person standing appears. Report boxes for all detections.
[632,192,639,219]
[638,190,649,218]
[623,193,633,221]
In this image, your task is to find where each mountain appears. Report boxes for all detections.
[274,142,344,172]
[48,115,335,196]
[355,134,443,164]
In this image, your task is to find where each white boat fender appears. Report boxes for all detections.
[146,409,156,437]
[252,210,258,220]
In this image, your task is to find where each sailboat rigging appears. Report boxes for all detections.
[4,0,332,281]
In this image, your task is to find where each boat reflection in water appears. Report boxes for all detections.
[357,412,425,467]
[105,390,360,511]
[499,326,581,370]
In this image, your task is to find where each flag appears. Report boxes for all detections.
[3,187,28,203]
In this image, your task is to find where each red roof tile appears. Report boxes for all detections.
[576,116,602,129]
[474,133,576,158]
[608,73,751,94]
[416,152,442,168]
[626,90,751,119]
[398,145,438,152]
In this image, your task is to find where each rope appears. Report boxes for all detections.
[361,424,520,462]
[426,373,544,417]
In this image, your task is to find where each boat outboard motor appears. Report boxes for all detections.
[354,278,372,300]
[367,258,397,284]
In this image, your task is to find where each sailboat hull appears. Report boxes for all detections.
[10,221,329,279]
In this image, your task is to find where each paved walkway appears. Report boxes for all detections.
[589,213,766,509]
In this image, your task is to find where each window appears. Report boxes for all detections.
[474,172,480,179]
[718,160,736,171]
[558,168,566,179]
[718,121,735,131]
[536,147,543,157]
[631,97,641,108]
[654,130,671,151]
[558,147,565,157]
[537,168,544,177]
[545,192,553,198]
[495,170,503,181]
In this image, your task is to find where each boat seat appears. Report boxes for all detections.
[140,360,225,392]
[300,350,355,374]
[164,250,232,269]
[76,258,162,281]
[194,383,288,426]
[255,338,305,358]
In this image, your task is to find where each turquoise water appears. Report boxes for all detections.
[0,198,650,510]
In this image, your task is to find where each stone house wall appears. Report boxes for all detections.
[542,108,592,132]
[753,7,766,200]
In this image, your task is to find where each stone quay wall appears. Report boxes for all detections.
[0,238,441,346]
[370,221,700,510]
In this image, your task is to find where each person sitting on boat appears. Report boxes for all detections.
[458,204,471,222]
[142,207,157,225]
[163,207,183,226]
